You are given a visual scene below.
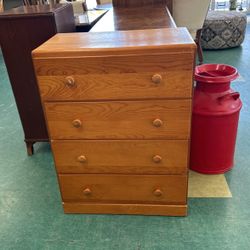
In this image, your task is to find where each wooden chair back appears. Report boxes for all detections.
[23,0,53,5]
[0,0,4,12]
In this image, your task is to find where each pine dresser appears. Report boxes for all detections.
[32,28,196,216]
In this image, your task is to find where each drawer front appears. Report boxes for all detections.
[35,53,194,100]
[52,140,189,174]
[45,100,192,140]
[37,71,193,101]
[59,174,188,204]
[34,53,194,76]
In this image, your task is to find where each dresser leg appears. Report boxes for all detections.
[25,141,34,156]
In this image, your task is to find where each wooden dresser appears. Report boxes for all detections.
[32,28,196,216]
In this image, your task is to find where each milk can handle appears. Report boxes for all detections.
[218,92,240,103]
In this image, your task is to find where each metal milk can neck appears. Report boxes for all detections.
[196,81,231,93]
[194,64,239,93]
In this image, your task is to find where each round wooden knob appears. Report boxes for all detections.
[153,189,163,197]
[72,119,82,128]
[65,76,76,88]
[152,74,162,84]
[78,155,87,163]
[83,188,92,196]
[152,119,163,127]
[153,155,162,163]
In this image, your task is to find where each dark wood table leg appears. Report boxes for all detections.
[25,141,35,156]
[195,29,204,65]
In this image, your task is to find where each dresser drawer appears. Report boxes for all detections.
[59,174,187,204]
[45,99,192,140]
[37,71,192,101]
[34,53,194,76]
[52,140,188,174]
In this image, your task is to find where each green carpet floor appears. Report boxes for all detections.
[0,21,250,250]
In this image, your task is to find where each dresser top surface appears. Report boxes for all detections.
[32,28,196,58]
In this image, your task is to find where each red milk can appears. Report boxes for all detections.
[190,64,242,174]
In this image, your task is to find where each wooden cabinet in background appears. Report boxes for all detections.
[33,28,196,216]
[0,4,75,155]
[112,0,172,12]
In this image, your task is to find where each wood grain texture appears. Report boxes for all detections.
[34,52,194,78]
[37,71,193,101]
[51,140,189,174]
[63,203,187,216]
[91,5,175,32]
[32,8,195,216]
[32,28,195,59]
[112,0,172,9]
[59,174,187,204]
[45,100,192,140]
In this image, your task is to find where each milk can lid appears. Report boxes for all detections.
[195,64,239,83]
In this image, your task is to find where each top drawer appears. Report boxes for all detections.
[35,53,194,101]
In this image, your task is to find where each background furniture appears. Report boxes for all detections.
[173,0,211,64]
[59,0,86,15]
[201,11,247,49]
[23,0,49,4]
[0,4,75,155]
[0,0,24,10]
[0,0,3,12]
[112,0,172,11]
[91,3,175,32]
[75,9,107,31]
[97,0,112,4]
[33,28,195,216]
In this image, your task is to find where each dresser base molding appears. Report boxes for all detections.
[63,202,187,216]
